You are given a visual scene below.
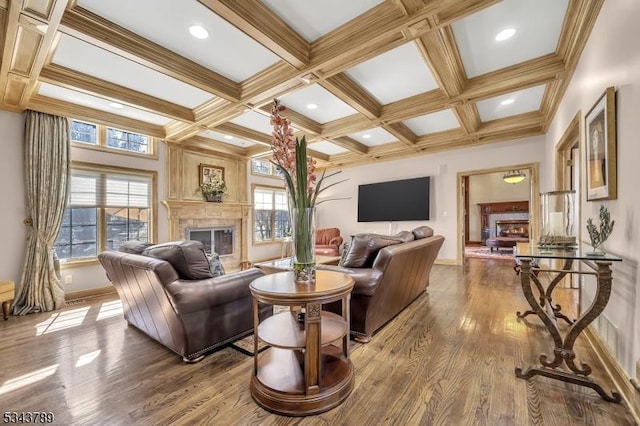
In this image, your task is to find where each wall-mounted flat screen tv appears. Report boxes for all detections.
[358,177,430,222]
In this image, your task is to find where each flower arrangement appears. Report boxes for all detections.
[199,174,226,197]
[586,205,615,254]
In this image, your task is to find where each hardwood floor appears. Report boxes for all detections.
[0,258,635,425]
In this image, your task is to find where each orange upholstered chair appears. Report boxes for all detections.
[315,228,343,256]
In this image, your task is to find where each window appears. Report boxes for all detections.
[54,165,154,262]
[69,119,154,156]
[252,158,284,178]
[253,186,289,243]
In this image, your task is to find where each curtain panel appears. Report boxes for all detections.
[13,111,70,315]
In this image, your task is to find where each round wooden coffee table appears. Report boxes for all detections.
[249,270,355,416]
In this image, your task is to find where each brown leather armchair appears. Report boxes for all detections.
[98,244,272,363]
[315,227,343,256]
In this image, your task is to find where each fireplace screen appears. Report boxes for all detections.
[495,220,529,239]
[187,227,234,256]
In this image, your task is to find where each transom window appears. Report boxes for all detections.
[251,158,285,178]
[54,165,154,262]
[253,186,289,243]
[70,120,154,156]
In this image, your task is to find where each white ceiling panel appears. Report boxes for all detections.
[476,84,546,122]
[279,84,357,123]
[452,0,569,78]
[77,0,280,81]
[230,110,273,135]
[198,130,257,148]
[261,0,384,42]
[349,127,396,147]
[52,35,213,108]
[38,83,171,125]
[344,42,439,105]
[308,141,349,155]
[403,109,460,135]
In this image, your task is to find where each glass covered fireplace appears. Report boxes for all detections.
[495,220,529,239]
[186,227,234,256]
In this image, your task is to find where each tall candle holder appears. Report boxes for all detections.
[539,190,576,250]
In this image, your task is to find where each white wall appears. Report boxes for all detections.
[0,109,168,293]
[468,170,530,241]
[545,0,640,375]
[318,135,547,262]
[0,111,27,286]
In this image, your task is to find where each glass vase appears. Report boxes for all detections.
[290,207,316,283]
[539,190,576,248]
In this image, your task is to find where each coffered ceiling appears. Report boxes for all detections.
[0,0,603,168]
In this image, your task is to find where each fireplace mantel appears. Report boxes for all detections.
[162,200,253,267]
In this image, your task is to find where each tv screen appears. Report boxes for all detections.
[358,177,430,222]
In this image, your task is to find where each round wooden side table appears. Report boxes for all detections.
[249,270,355,416]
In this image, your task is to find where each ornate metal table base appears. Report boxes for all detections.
[515,255,622,403]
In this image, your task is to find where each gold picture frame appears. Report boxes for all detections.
[585,86,617,201]
[199,164,225,185]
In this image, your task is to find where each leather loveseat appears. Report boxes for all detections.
[98,240,272,362]
[320,226,444,343]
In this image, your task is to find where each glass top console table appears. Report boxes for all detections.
[514,242,622,402]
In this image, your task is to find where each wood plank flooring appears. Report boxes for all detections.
[0,258,635,425]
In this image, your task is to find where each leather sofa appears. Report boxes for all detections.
[320,227,444,343]
[98,240,272,362]
[315,227,343,256]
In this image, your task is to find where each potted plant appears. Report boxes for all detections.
[199,175,227,202]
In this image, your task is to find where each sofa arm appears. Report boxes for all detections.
[165,268,264,314]
[317,265,383,296]
[328,236,343,247]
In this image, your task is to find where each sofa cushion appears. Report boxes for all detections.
[142,240,213,280]
[393,231,415,243]
[208,252,226,278]
[118,240,154,255]
[341,234,401,268]
[412,226,434,239]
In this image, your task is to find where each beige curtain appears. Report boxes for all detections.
[13,111,70,315]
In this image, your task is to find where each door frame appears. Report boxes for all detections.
[457,162,540,266]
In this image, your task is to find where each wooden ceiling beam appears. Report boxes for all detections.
[258,104,322,135]
[59,6,241,101]
[331,136,369,155]
[417,26,466,97]
[197,0,309,69]
[214,122,272,146]
[40,64,195,122]
[320,73,381,119]
[181,135,248,158]
[383,122,418,147]
[28,93,165,137]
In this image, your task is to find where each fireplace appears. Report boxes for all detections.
[187,227,234,256]
[495,220,529,239]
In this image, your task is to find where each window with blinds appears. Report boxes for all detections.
[54,166,154,261]
[253,186,289,243]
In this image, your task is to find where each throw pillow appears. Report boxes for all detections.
[118,240,154,255]
[338,239,352,267]
[412,226,434,240]
[208,252,226,277]
[393,231,415,243]
[341,234,401,268]
[142,240,213,280]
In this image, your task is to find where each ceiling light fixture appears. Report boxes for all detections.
[189,25,209,39]
[495,28,516,41]
[503,170,526,184]
[362,134,371,139]
[109,102,124,109]
[306,103,318,110]
[501,99,515,105]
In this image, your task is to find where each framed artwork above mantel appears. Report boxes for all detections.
[199,164,225,186]
[585,86,617,201]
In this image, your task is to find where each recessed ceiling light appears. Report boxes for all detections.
[189,25,208,39]
[500,99,515,105]
[362,134,371,139]
[224,135,233,139]
[109,102,124,109]
[495,28,516,41]
[306,103,318,110]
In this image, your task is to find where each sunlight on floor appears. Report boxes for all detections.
[75,350,101,368]
[0,365,59,396]
[96,300,123,321]
[35,307,90,335]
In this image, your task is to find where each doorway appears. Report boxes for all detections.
[457,163,541,266]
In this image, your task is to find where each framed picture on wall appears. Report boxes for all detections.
[585,86,617,201]
[199,164,225,185]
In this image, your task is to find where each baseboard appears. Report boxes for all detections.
[65,285,116,302]
[584,325,640,423]
[435,258,458,265]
